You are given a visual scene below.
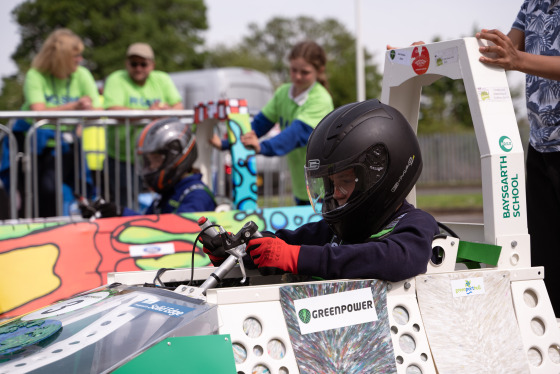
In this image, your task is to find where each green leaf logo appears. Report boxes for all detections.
[298,308,311,324]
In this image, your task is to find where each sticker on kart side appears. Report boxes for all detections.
[451,277,486,298]
[0,319,62,354]
[434,46,458,66]
[21,291,111,321]
[129,243,175,257]
[130,300,194,317]
[412,46,430,75]
[389,49,412,65]
[477,87,511,102]
[293,288,378,335]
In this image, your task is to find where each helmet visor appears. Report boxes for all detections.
[306,166,359,214]
[305,144,388,215]
[138,151,167,176]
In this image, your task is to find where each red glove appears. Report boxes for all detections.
[246,237,300,275]
[203,247,227,267]
[201,234,228,267]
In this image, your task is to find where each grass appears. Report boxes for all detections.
[257,190,484,212]
[416,192,483,212]
[257,195,295,208]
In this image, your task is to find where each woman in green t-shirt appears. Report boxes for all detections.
[1,28,100,218]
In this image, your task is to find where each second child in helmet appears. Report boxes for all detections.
[83,117,216,218]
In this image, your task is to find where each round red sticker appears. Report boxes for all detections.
[411,46,430,75]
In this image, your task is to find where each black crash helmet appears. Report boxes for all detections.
[305,99,422,242]
[136,117,198,194]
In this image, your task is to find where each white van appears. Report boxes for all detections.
[168,67,274,111]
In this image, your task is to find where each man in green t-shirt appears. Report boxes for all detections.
[103,42,183,205]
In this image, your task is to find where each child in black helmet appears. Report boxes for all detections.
[81,117,216,218]
[204,99,439,282]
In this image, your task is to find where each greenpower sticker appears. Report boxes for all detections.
[499,136,513,152]
[293,288,378,335]
[451,278,485,298]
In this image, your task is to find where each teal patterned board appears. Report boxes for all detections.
[227,113,257,211]
[279,280,397,374]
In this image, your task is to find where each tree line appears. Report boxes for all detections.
[0,0,522,133]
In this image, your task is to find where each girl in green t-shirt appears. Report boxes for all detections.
[211,41,334,205]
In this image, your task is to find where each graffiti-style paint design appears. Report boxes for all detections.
[0,206,317,319]
[227,112,257,211]
[193,99,257,211]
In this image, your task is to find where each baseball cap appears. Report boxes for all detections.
[126,43,154,60]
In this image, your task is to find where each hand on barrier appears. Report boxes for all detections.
[246,237,300,275]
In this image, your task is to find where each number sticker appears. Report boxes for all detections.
[22,291,110,321]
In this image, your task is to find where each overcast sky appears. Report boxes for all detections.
[1,0,524,86]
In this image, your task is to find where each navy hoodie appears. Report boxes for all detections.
[275,200,439,282]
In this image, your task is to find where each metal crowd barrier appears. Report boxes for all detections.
[0,110,488,221]
[0,110,195,220]
[0,123,18,218]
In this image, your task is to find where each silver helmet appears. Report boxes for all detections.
[136,117,197,193]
